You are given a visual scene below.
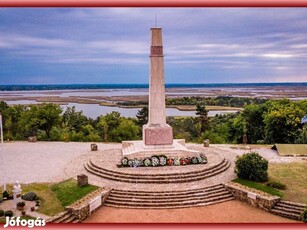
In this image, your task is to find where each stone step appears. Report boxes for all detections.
[109,187,227,200]
[49,211,69,223]
[53,212,72,223]
[108,190,231,203]
[84,161,230,184]
[62,215,78,224]
[89,157,227,177]
[85,161,230,183]
[279,200,307,209]
[273,205,304,215]
[105,194,235,209]
[111,184,224,196]
[72,219,80,224]
[105,197,235,209]
[276,202,305,212]
[270,209,301,221]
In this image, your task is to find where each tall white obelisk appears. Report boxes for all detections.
[143,28,173,146]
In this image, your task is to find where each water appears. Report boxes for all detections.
[1,82,307,91]
[61,103,237,118]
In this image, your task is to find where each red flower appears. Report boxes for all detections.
[167,159,174,166]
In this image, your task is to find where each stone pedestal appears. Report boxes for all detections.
[91,144,98,151]
[77,174,88,187]
[143,124,173,145]
[13,181,22,208]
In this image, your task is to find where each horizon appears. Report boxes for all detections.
[1,8,307,84]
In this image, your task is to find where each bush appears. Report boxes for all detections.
[235,152,268,182]
[4,210,13,217]
[266,181,287,190]
[22,192,38,201]
[301,209,307,223]
[0,209,4,217]
[2,191,9,199]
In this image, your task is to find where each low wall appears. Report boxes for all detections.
[224,182,280,212]
[65,187,111,222]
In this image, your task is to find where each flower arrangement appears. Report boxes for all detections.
[119,154,207,168]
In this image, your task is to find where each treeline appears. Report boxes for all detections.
[168,99,307,144]
[0,98,306,144]
[117,96,268,108]
[0,102,140,142]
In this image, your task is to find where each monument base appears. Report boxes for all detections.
[122,139,200,158]
[143,124,173,145]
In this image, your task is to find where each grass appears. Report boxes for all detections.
[1,178,98,216]
[232,178,284,197]
[268,162,307,204]
[50,178,98,207]
[0,183,64,216]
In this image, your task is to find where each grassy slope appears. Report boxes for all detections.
[50,178,98,207]
[1,179,98,216]
[232,178,284,197]
[269,162,307,204]
[0,183,64,216]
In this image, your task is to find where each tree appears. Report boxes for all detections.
[264,100,304,143]
[111,119,140,142]
[195,104,209,136]
[37,103,62,139]
[99,112,121,142]
[240,104,267,144]
[97,117,108,142]
[136,106,148,127]
[19,104,62,139]
[62,106,88,133]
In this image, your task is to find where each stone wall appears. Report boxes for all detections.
[224,182,280,212]
[65,187,111,222]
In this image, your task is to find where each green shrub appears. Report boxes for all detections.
[0,210,4,217]
[235,152,268,182]
[22,192,38,201]
[2,191,9,199]
[301,209,307,223]
[4,210,13,217]
[266,181,287,190]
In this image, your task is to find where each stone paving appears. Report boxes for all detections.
[1,142,304,187]
[65,145,237,191]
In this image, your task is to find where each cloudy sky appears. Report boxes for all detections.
[1,8,307,85]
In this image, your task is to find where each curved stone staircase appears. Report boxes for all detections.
[47,210,79,223]
[84,158,231,184]
[105,184,235,209]
[271,200,306,221]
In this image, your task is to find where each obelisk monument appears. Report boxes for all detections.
[122,28,198,157]
[143,28,173,146]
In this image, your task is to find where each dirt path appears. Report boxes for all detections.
[84,200,299,223]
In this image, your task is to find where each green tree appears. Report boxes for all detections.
[62,106,88,133]
[264,100,304,143]
[37,104,62,139]
[195,104,209,136]
[240,104,267,144]
[97,116,109,142]
[136,106,148,127]
[111,119,140,142]
[19,104,62,139]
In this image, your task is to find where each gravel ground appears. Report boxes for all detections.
[0,142,304,186]
[0,141,121,185]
